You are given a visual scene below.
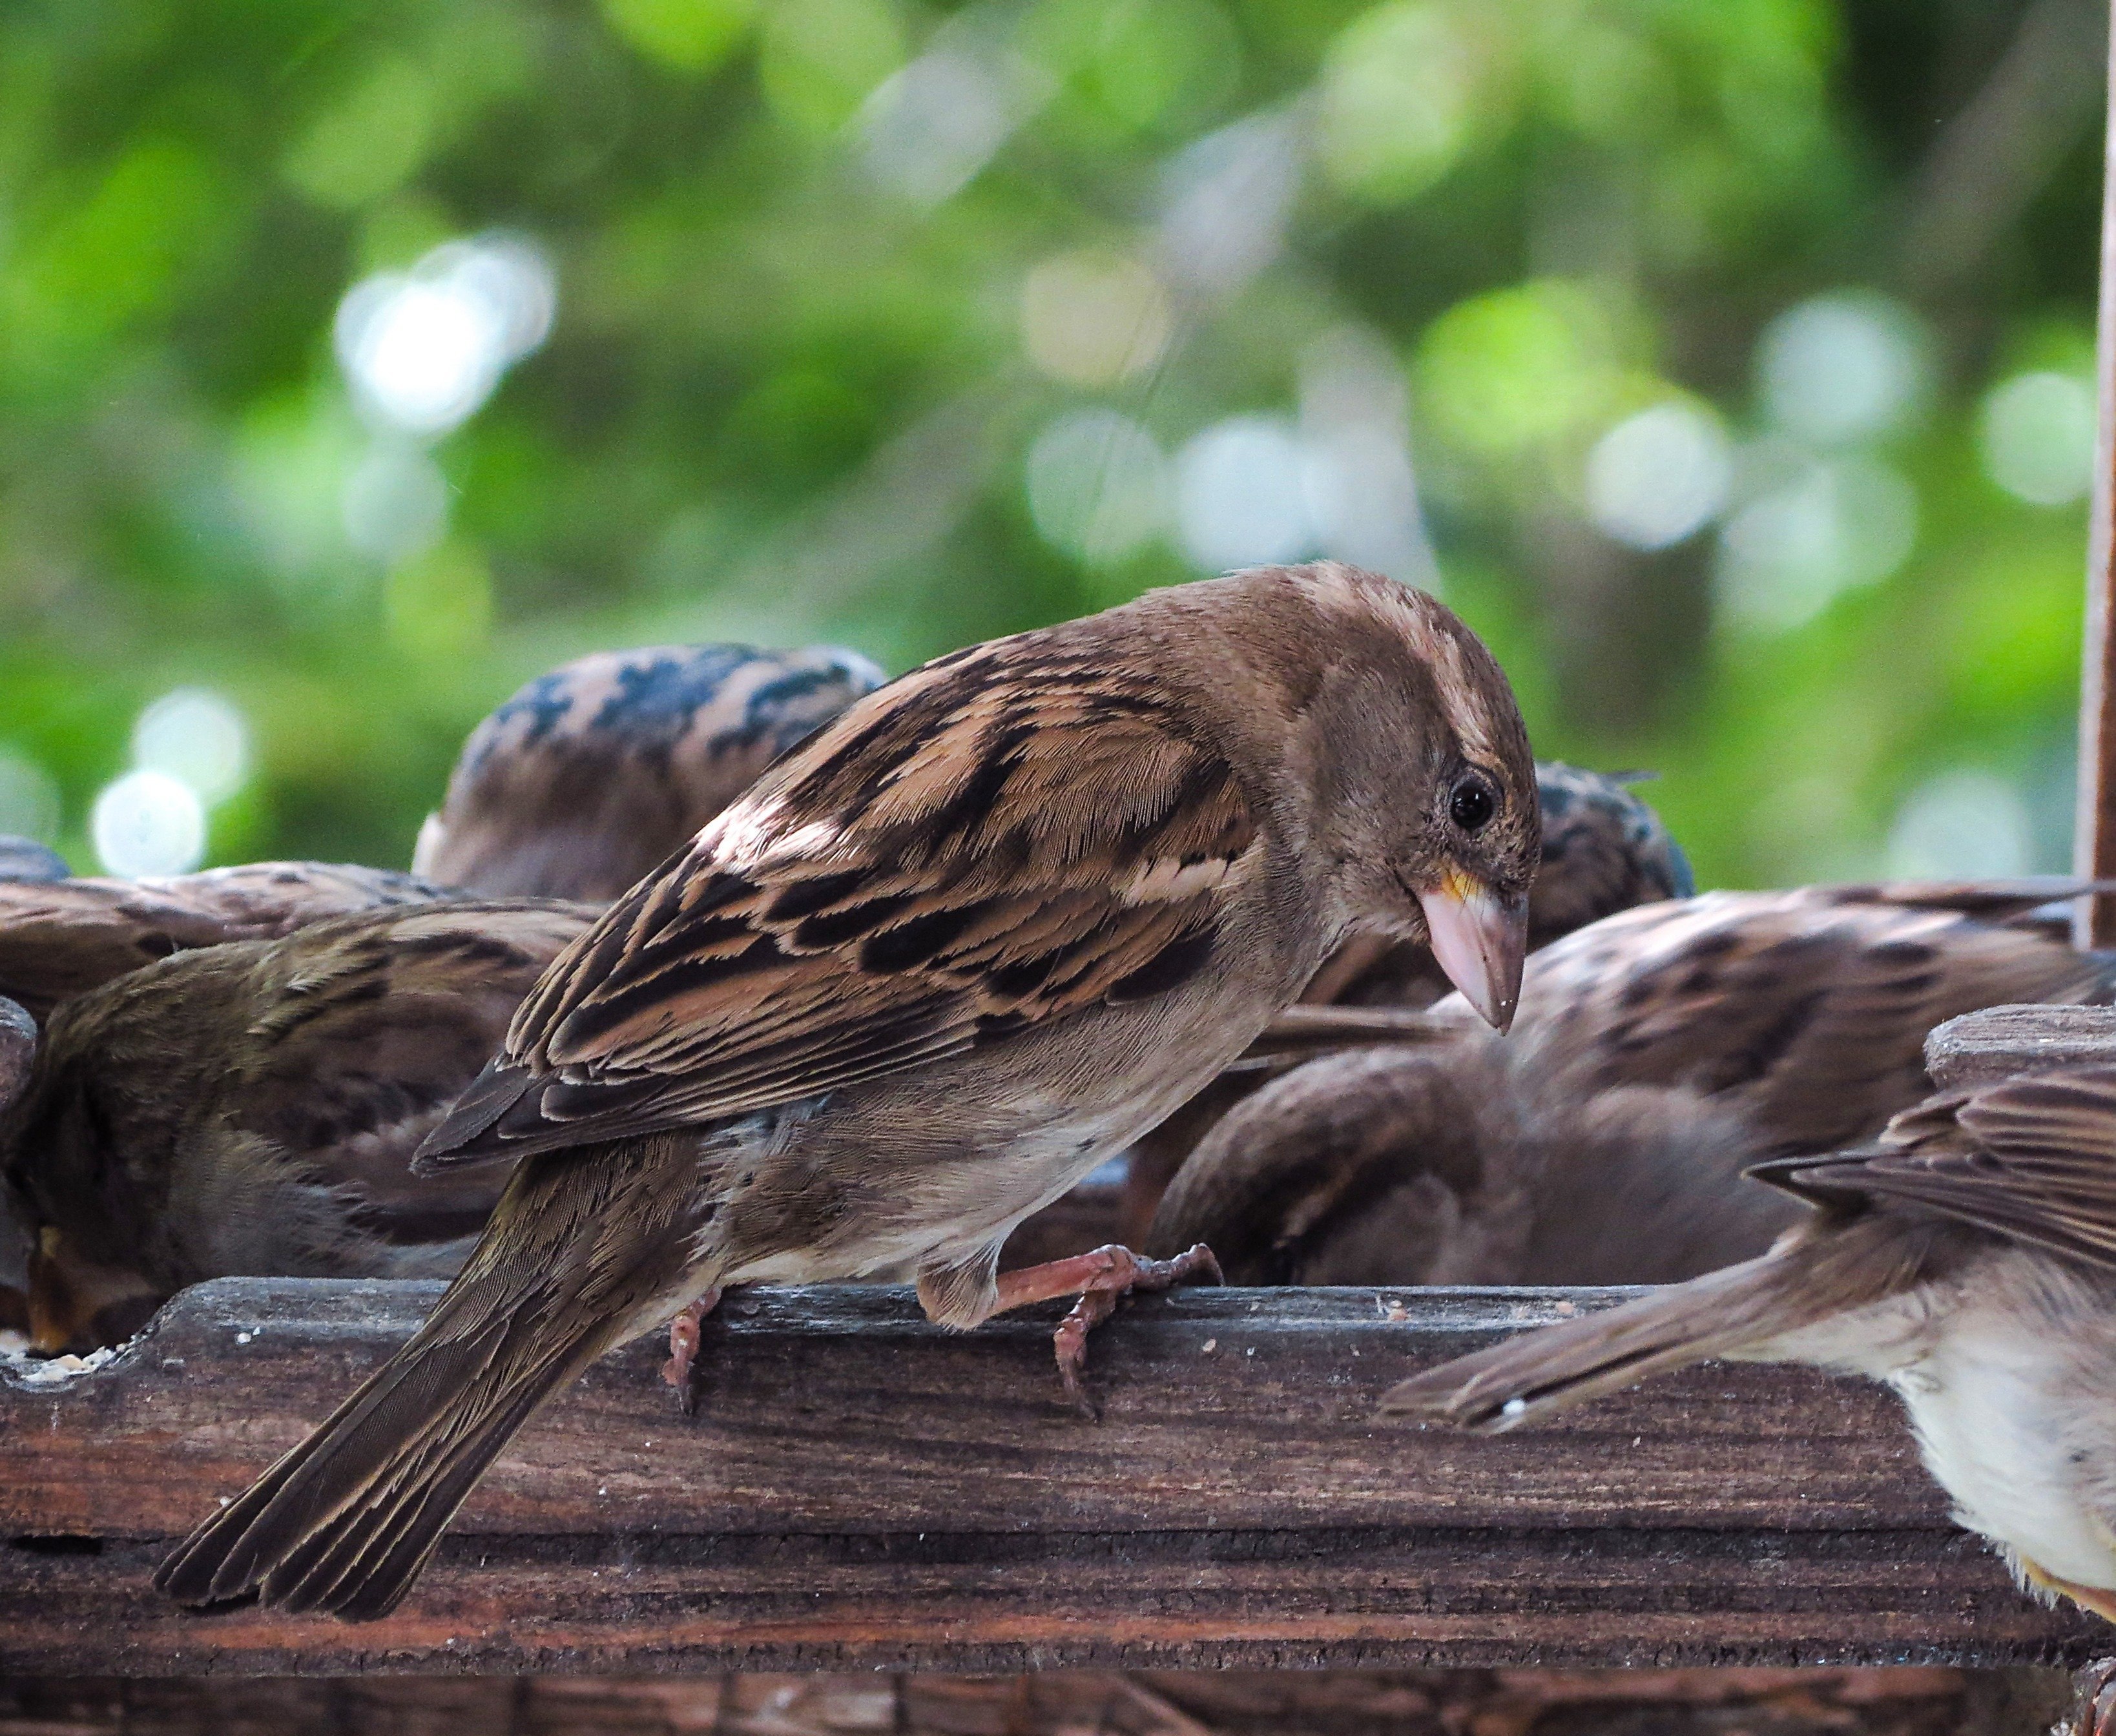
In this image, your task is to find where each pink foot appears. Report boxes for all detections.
[661,1287,723,1412]
[993,1243,1223,1418]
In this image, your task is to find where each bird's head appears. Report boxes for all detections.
[1243,564,1539,1030]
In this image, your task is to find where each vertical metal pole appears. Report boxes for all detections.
[2075,5,2116,946]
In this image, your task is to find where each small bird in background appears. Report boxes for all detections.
[0,837,68,884]
[1150,885,2116,1287]
[413,642,887,901]
[158,561,1540,1620]
[0,862,460,1024]
[1121,760,1690,1240]
[2,899,594,1352]
[1383,1062,2116,1626]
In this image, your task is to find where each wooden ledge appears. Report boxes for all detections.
[0,1278,2099,1673]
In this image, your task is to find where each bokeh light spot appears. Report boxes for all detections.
[1887,769,2031,878]
[92,770,206,878]
[1979,371,2095,507]
[1756,293,1931,447]
[1025,408,1171,564]
[1318,1,1489,204]
[600,0,756,72]
[1585,402,1731,550]
[133,689,251,806]
[1175,415,1312,572]
[1715,455,1917,632]
[0,752,61,843]
[1021,251,1172,389]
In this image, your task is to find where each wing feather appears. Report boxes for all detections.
[415,646,1260,1170]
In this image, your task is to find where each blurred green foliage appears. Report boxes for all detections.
[0,0,2102,886]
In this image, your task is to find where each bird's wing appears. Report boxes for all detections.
[416,648,1261,1170]
[226,902,597,1237]
[1755,1064,2116,1269]
[1508,891,2108,1155]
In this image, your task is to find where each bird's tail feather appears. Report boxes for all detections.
[1378,1234,1864,1430]
[154,1285,623,1620]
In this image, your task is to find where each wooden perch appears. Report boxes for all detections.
[0,1275,2100,1674]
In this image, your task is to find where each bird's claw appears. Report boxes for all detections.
[661,1287,723,1416]
[1030,1241,1224,1420]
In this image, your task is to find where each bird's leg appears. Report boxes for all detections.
[661,1286,724,1412]
[2068,1659,2116,1736]
[990,1243,1222,1417]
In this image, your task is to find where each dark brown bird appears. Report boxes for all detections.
[157,561,1540,1620]
[413,642,887,900]
[1382,1062,2116,1625]
[1150,885,2116,1286]
[2,900,594,1352]
[0,861,460,1024]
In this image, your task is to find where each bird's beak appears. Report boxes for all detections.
[1416,869,1528,1032]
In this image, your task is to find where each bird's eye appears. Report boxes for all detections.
[1449,778,1496,832]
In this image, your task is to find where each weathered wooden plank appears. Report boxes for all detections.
[1925,1004,2116,1090]
[0,1279,2100,1672]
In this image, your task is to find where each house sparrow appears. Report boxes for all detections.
[2,900,594,1352]
[156,560,1540,1620]
[413,642,887,901]
[1151,885,2116,1286]
[1123,760,1690,1238]
[0,861,461,1024]
[1382,1062,2116,1626]
[0,837,68,883]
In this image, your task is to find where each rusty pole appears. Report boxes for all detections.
[2076,6,2116,946]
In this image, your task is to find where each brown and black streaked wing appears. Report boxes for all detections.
[415,647,1260,1170]
[1754,1065,2116,1270]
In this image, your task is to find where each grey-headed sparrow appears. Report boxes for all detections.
[1383,1061,2116,1626]
[3,900,593,1352]
[1152,885,2116,1285]
[414,642,886,901]
[0,861,459,1024]
[158,560,1539,1619]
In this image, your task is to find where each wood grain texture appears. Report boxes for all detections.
[1924,1005,2116,1090]
[0,1279,2101,1673]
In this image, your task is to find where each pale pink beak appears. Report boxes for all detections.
[1417,871,1528,1032]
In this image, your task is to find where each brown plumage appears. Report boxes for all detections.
[158,561,1540,1620]
[1,900,594,1352]
[0,861,460,1024]
[1150,884,2116,1286]
[1382,1063,2116,1624]
[414,642,886,900]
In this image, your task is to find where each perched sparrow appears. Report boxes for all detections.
[0,861,459,1024]
[1383,1062,2116,1625]
[0,836,68,883]
[413,642,887,901]
[1124,760,1689,1238]
[2,900,594,1352]
[157,561,1540,1620]
[1152,885,2116,1286]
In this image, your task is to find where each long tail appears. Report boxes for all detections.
[156,1137,697,1621]
[1379,1215,1921,1431]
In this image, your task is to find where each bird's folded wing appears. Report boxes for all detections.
[1754,1065,2116,1269]
[415,656,1261,1170]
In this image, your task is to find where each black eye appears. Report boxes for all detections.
[1449,778,1495,832]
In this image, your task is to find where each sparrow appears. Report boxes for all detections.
[155,560,1540,1620]
[1382,1062,2116,1626]
[0,861,461,1024]
[2,900,594,1352]
[0,836,68,883]
[1150,885,2116,1286]
[1121,760,1690,1238]
[413,642,887,901]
